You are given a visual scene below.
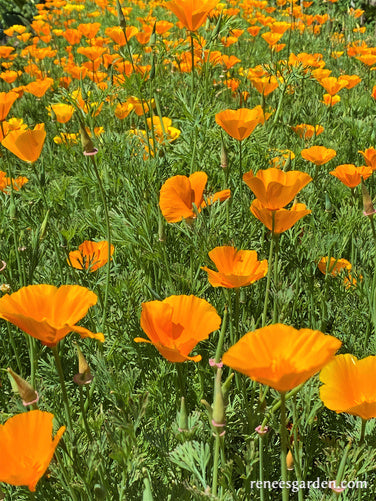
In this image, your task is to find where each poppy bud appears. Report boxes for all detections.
[361,180,376,217]
[94,483,106,500]
[39,209,49,240]
[178,396,188,432]
[7,367,39,406]
[9,199,16,220]
[79,121,97,155]
[142,471,154,501]
[158,216,166,242]
[149,23,157,47]
[286,449,294,470]
[325,191,332,213]
[116,0,126,30]
[73,345,93,385]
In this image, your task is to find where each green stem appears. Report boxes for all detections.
[259,434,266,501]
[89,155,111,332]
[272,235,280,323]
[239,140,243,205]
[79,385,92,442]
[359,418,366,445]
[280,392,289,501]
[215,306,228,364]
[52,345,74,432]
[212,434,221,497]
[190,32,195,102]
[262,215,275,327]
[261,383,303,429]
[55,449,79,501]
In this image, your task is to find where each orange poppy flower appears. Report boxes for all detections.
[261,31,283,47]
[135,295,221,362]
[165,0,219,32]
[215,106,266,141]
[0,284,104,347]
[318,77,348,96]
[50,103,75,123]
[249,75,279,96]
[330,164,372,188]
[202,246,268,288]
[320,354,376,420]
[250,199,311,233]
[1,123,46,163]
[222,324,341,392]
[243,168,312,210]
[292,124,324,140]
[68,240,114,272]
[338,74,361,89]
[0,410,65,492]
[301,145,337,166]
[0,91,18,121]
[159,172,230,223]
[322,94,341,107]
[317,257,352,277]
[62,28,82,45]
[114,101,134,119]
[359,147,376,170]
[126,96,154,116]
[77,22,101,39]
[0,171,28,193]
[23,78,54,98]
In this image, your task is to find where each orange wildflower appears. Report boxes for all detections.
[0,284,104,347]
[322,94,341,107]
[0,410,65,492]
[301,145,337,166]
[202,246,268,288]
[243,168,312,210]
[249,75,279,96]
[50,103,75,123]
[250,200,311,234]
[318,77,348,96]
[77,22,101,39]
[320,354,376,420]
[215,106,266,141]
[135,295,221,362]
[359,147,376,170]
[292,124,324,140]
[165,0,219,32]
[0,91,18,121]
[222,324,341,392]
[330,164,372,188]
[23,78,54,98]
[0,171,28,193]
[114,101,134,119]
[317,257,351,277]
[338,74,361,89]
[159,172,230,223]
[2,123,46,163]
[68,241,114,272]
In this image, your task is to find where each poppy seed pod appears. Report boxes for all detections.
[212,369,225,433]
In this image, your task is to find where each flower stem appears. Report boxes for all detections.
[52,345,74,433]
[212,434,221,496]
[215,306,228,364]
[190,32,195,101]
[279,391,289,501]
[262,216,275,327]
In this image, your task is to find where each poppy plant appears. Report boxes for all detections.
[301,145,337,166]
[250,200,311,234]
[0,91,18,121]
[135,295,221,362]
[222,324,342,392]
[202,246,268,288]
[1,123,46,163]
[215,106,266,141]
[159,171,230,223]
[243,168,312,210]
[320,354,376,420]
[359,147,376,170]
[0,410,65,492]
[292,124,324,140]
[165,0,219,32]
[68,240,114,272]
[0,284,104,347]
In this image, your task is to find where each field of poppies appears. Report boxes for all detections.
[1,0,376,499]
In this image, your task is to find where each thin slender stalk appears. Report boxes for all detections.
[259,434,266,501]
[272,235,280,323]
[55,450,79,501]
[262,215,276,327]
[190,32,195,101]
[239,140,243,205]
[79,385,92,442]
[215,306,228,364]
[212,434,221,496]
[359,418,366,445]
[52,345,74,432]
[280,392,289,501]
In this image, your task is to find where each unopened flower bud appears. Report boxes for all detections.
[362,180,376,217]
[79,121,97,155]
[212,368,225,433]
[73,345,93,385]
[116,0,126,29]
[221,142,228,169]
[7,367,39,406]
[286,449,294,470]
[178,397,188,432]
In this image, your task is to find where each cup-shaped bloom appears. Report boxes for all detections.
[318,77,348,96]
[359,147,376,170]
[320,354,376,420]
[68,241,114,272]
[222,324,342,392]
[243,168,312,210]
[165,0,219,31]
[215,106,266,141]
[135,295,221,362]
[317,257,352,276]
[50,103,75,123]
[159,171,230,223]
[330,164,372,188]
[0,91,18,121]
[0,410,65,491]
[1,123,46,163]
[202,246,268,288]
[0,284,104,347]
[301,145,337,165]
[250,199,311,233]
